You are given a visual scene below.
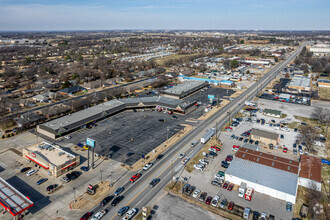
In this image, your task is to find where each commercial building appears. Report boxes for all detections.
[278,93,292,102]
[251,128,279,145]
[309,45,330,56]
[220,80,234,87]
[298,155,322,191]
[37,96,197,139]
[287,76,311,94]
[318,79,330,88]
[22,141,80,177]
[263,109,282,118]
[225,147,299,204]
[178,75,219,86]
[0,177,34,217]
[163,80,208,99]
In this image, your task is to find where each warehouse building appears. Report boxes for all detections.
[225,147,299,204]
[287,76,311,94]
[22,141,80,177]
[263,109,282,118]
[37,96,197,139]
[298,155,322,191]
[318,79,330,88]
[162,80,208,99]
[251,129,279,145]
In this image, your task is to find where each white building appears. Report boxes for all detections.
[225,147,299,204]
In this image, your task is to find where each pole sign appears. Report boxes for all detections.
[86,138,95,148]
[208,95,215,100]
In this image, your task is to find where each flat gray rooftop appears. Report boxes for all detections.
[164,81,207,96]
[289,76,310,88]
[226,158,298,196]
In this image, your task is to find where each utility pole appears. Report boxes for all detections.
[227,111,231,126]
[167,126,169,143]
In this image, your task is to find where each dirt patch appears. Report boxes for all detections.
[131,125,193,170]
[69,181,111,210]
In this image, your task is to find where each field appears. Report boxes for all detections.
[154,53,200,65]
[318,87,330,100]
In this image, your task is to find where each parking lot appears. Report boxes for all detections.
[178,112,300,219]
[56,87,234,166]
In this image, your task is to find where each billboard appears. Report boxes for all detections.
[208,95,215,100]
[86,138,95,148]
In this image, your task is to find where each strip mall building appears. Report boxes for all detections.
[22,141,80,178]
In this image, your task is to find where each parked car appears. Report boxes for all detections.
[260,212,267,220]
[252,211,260,220]
[26,169,38,176]
[20,167,31,173]
[80,166,89,172]
[192,189,201,198]
[255,141,259,145]
[227,183,234,191]
[280,134,284,139]
[222,181,229,189]
[283,147,288,153]
[228,201,234,210]
[114,187,125,196]
[221,163,229,168]
[143,163,153,171]
[243,207,251,219]
[149,178,160,188]
[205,196,212,205]
[219,198,227,209]
[199,192,207,202]
[46,184,58,191]
[286,202,292,212]
[117,206,129,216]
[211,195,220,207]
[211,180,222,187]
[199,159,209,165]
[210,146,220,151]
[36,178,48,185]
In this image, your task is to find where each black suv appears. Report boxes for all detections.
[111,196,124,206]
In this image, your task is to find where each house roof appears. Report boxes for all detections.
[251,129,279,141]
[58,85,85,94]
[263,109,282,116]
[236,147,299,174]
[299,154,321,183]
[318,79,330,84]
[226,157,298,196]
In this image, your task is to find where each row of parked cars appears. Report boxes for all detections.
[182,184,236,211]
[20,167,59,192]
[193,145,220,171]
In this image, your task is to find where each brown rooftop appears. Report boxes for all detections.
[299,154,321,183]
[251,129,279,141]
[236,147,299,174]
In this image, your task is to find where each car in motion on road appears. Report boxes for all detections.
[80,212,92,220]
[117,206,129,216]
[46,184,58,191]
[26,169,38,176]
[122,208,137,220]
[179,153,185,159]
[130,173,142,183]
[114,187,125,196]
[20,167,31,173]
[111,196,124,206]
[36,178,48,185]
[149,178,160,188]
[143,163,153,171]
[91,209,106,220]
[100,196,113,206]
[156,154,164,160]
[190,141,198,147]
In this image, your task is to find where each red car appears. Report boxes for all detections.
[130,173,142,183]
[225,155,233,162]
[228,201,234,210]
[225,127,233,131]
[205,196,212,205]
[232,145,240,151]
[80,212,92,220]
[222,181,229,189]
[227,183,234,191]
[283,147,288,153]
[211,146,220,151]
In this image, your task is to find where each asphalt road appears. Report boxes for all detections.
[88,43,308,220]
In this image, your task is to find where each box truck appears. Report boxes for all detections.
[238,182,247,198]
[200,128,216,144]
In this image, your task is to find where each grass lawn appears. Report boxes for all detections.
[318,87,330,100]
[185,136,221,173]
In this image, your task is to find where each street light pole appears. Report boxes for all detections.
[227,111,231,126]
[73,187,76,203]
[100,170,103,184]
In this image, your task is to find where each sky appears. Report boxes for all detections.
[0,0,329,31]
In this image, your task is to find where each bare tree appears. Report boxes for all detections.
[312,107,330,125]
[298,125,319,152]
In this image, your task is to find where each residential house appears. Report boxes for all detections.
[58,85,86,96]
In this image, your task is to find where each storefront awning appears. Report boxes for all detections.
[62,162,76,170]
[25,155,49,169]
